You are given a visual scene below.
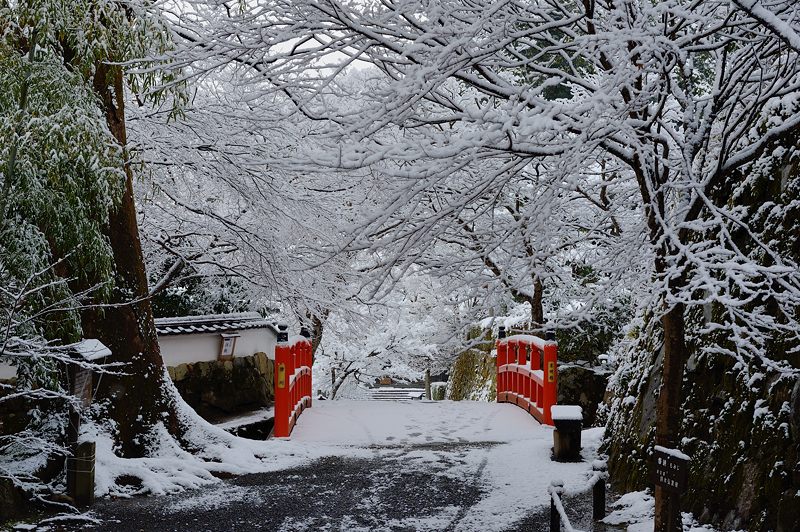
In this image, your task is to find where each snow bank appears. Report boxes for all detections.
[84,375,351,498]
[603,490,732,532]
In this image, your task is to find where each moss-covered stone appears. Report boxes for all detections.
[604,329,800,531]
[173,363,188,382]
[168,354,274,420]
[557,365,610,427]
[446,349,496,402]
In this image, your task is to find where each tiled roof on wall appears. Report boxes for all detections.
[154,312,279,336]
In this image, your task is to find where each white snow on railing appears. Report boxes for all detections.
[497,334,554,350]
[549,460,609,532]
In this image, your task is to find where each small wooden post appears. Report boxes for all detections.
[552,405,582,462]
[593,460,607,520]
[549,480,563,532]
[424,368,431,400]
[66,441,95,506]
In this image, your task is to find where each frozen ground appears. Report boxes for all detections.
[45,400,617,531]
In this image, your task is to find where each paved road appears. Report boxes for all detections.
[51,401,616,531]
[76,447,611,532]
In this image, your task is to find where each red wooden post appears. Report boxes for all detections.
[496,327,507,397]
[304,339,312,407]
[291,341,299,419]
[507,341,514,394]
[299,327,313,408]
[531,346,541,371]
[273,326,290,437]
[542,333,558,425]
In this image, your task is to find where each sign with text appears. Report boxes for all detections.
[651,447,689,494]
[71,367,92,408]
[277,363,286,389]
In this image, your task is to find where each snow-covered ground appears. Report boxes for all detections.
[291,400,604,530]
[75,400,606,531]
[603,491,728,532]
[62,400,727,531]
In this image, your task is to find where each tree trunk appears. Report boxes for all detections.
[531,277,544,331]
[82,64,173,457]
[424,368,431,400]
[303,311,327,361]
[653,302,687,531]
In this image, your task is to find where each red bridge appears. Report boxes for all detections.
[272,329,313,437]
[272,326,559,436]
[495,328,558,425]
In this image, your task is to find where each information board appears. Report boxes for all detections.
[651,447,689,494]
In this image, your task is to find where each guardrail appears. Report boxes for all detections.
[496,327,558,425]
[273,328,313,437]
[549,461,608,532]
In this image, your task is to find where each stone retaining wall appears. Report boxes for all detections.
[167,352,274,420]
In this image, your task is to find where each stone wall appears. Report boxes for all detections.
[603,324,800,531]
[557,364,610,427]
[446,350,497,402]
[167,352,274,420]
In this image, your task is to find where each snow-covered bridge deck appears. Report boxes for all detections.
[76,400,606,531]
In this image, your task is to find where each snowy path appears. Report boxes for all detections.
[74,401,608,531]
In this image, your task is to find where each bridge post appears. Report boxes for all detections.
[301,327,312,408]
[274,325,290,437]
[543,330,558,425]
[496,327,507,400]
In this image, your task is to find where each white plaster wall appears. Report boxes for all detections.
[0,328,278,377]
[234,329,277,361]
[158,328,277,367]
[158,334,218,366]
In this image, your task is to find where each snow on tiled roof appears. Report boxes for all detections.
[154,312,279,336]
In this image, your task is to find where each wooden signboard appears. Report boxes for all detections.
[651,446,689,493]
[651,446,690,532]
[71,366,92,408]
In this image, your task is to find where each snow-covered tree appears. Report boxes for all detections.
[171,0,800,524]
[1,0,193,457]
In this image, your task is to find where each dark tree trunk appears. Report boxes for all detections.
[531,277,544,331]
[82,64,173,457]
[653,302,687,530]
[304,311,327,360]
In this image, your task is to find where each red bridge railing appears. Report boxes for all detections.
[273,329,313,437]
[496,328,558,425]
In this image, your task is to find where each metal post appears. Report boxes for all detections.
[593,461,607,520]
